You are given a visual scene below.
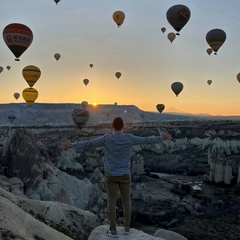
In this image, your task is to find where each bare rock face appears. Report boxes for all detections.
[2,128,46,189]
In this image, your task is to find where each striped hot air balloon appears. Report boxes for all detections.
[22,87,38,107]
[72,108,89,129]
[22,65,41,87]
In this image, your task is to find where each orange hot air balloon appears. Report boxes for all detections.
[113,11,125,27]
[167,32,176,43]
[22,87,38,107]
[54,53,61,61]
[207,80,212,86]
[171,82,184,97]
[115,72,121,79]
[3,23,33,61]
[83,78,89,86]
[166,4,191,35]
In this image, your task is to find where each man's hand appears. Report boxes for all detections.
[60,140,71,150]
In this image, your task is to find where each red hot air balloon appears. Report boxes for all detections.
[3,23,33,61]
[72,108,89,129]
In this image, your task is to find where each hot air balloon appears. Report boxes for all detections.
[115,72,121,79]
[72,108,89,129]
[54,53,61,61]
[8,114,16,124]
[6,66,11,70]
[161,27,166,33]
[114,102,118,106]
[166,4,191,35]
[0,67,3,73]
[167,32,176,43]
[156,104,165,113]
[206,48,213,55]
[22,87,38,107]
[236,73,240,83]
[54,0,60,4]
[83,79,89,86]
[207,80,212,86]
[22,65,41,87]
[89,64,93,68]
[113,11,125,27]
[171,82,184,97]
[3,23,33,61]
[206,29,226,55]
[14,92,20,100]
[81,101,88,109]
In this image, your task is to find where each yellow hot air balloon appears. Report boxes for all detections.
[167,32,176,43]
[115,72,121,79]
[22,65,41,87]
[207,80,212,86]
[236,73,240,83]
[206,29,226,55]
[54,53,61,61]
[113,11,125,27]
[22,87,38,107]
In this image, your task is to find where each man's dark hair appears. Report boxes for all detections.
[112,117,124,131]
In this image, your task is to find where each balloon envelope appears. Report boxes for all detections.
[207,80,212,86]
[6,66,11,70]
[89,64,93,68]
[167,32,176,43]
[161,27,166,33]
[113,11,125,27]
[54,53,61,61]
[22,87,38,107]
[236,73,240,83]
[81,101,88,109]
[8,114,16,123]
[156,104,165,113]
[72,108,89,129]
[14,92,20,100]
[22,65,41,87]
[206,48,213,55]
[83,79,89,86]
[3,23,33,61]
[171,82,184,97]
[0,67,3,73]
[54,0,60,4]
[115,72,121,79]
[206,29,226,54]
[166,4,191,33]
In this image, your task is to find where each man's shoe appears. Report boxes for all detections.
[124,227,130,235]
[106,229,118,238]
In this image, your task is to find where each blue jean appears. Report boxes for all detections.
[105,172,131,231]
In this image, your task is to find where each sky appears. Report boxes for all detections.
[0,0,240,116]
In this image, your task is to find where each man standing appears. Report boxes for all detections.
[61,117,171,238]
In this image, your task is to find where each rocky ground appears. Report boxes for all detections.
[126,174,240,240]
